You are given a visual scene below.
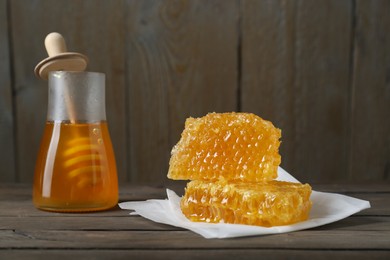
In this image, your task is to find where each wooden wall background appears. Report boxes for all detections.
[0,0,389,184]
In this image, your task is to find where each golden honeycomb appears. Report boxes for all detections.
[167,112,281,182]
[181,180,312,227]
[168,112,312,227]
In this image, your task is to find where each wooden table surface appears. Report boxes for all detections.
[1,182,389,259]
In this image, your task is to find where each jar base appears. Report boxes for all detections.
[34,202,118,213]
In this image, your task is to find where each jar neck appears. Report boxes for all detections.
[47,71,106,123]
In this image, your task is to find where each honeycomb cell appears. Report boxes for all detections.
[181,180,312,227]
[168,112,281,182]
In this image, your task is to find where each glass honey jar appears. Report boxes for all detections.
[33,71,118,212]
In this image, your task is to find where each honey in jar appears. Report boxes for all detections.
[33,71,118,212]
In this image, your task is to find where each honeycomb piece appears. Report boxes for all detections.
[168,112,281,182]
[181,180,312,227]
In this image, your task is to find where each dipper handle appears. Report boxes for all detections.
[45,32,68,56]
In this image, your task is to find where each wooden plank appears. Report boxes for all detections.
[350,193,390,216]
[0,216,181,231]
[349,0,390,181]
[312,183,390,193]
[1,215,388,232]
[241,0,297,173]
[0,182,185,202]
[0,201,128,217]
[242,0,353,182]
[0,183,389,255]
[0,230,389,249]
[125,0,238,183]
[10,0,127,182]
[0,0,16,182]
[290,0,352,182]
[1,249,389,260]
[0,183,185,217]
[312,216,390,231]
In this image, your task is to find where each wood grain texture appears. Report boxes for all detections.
[1,215,389,231]
[1,0,390,184]
[1,229,390,249]
[0,216,180,231]
[10,0,127,182]
[241,0,297,174]
[293,0,352,183]
[1,250,390,260]
[243,0,353,182]
[0,183,389,257]
[349,0,390,181]
[125,0,238,183]
[0,0,15,181]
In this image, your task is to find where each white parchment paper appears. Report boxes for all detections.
[119,167,371,239]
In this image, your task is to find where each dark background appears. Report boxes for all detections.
[0,0,389,184]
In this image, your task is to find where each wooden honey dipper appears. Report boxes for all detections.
[35,32,88,80]
[35,33,103,188]
[35,32,89,123]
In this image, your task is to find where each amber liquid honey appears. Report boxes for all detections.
[33,121,118,212]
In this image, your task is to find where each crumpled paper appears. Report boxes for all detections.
[119,167,371,239]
